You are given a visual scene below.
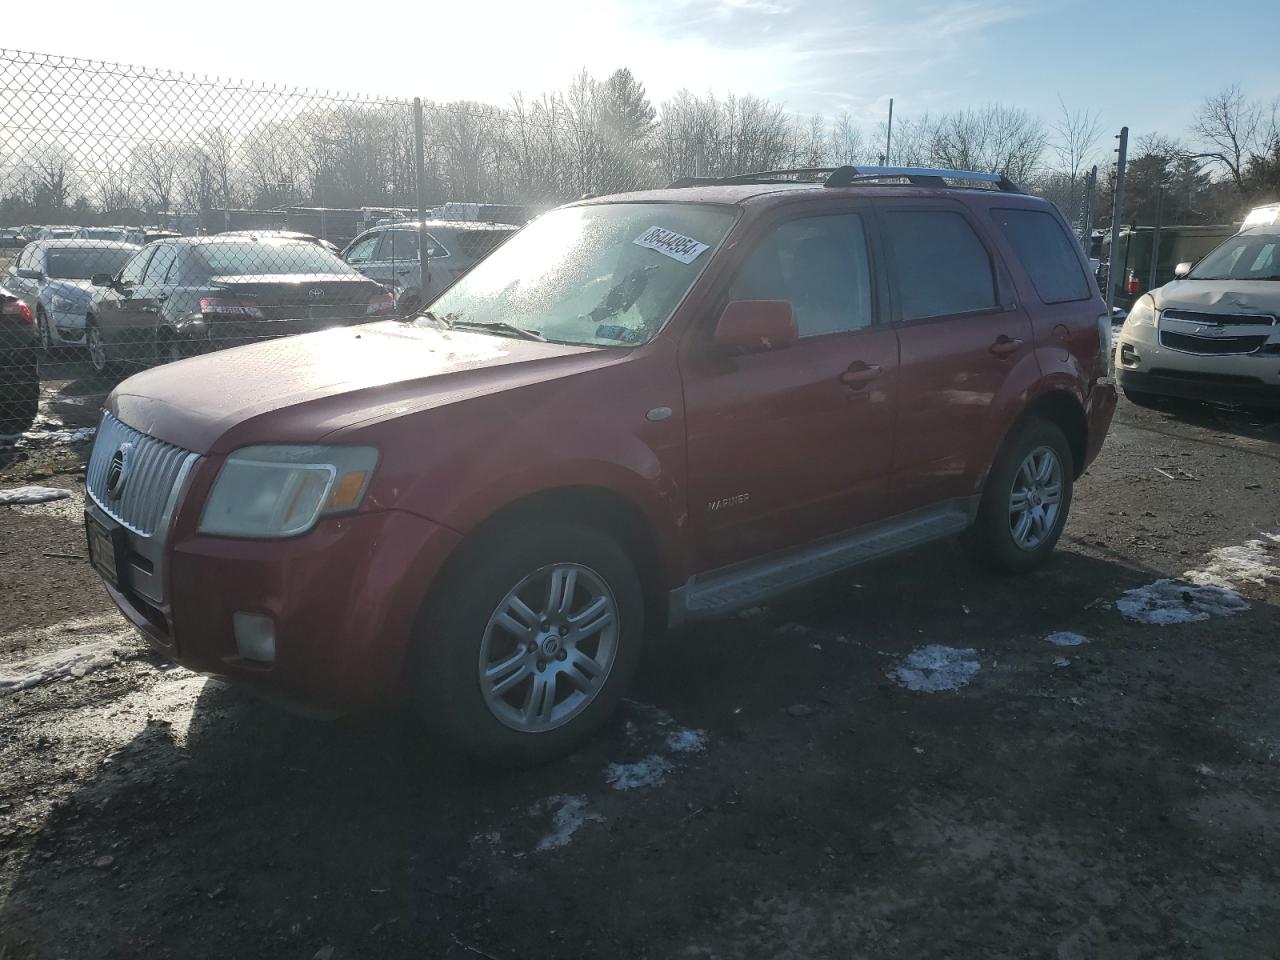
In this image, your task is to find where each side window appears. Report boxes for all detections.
[992,208,1090,303]
[142,245,177,285]
[386,230,419,260]
[16,246,32,271]
[119,248,153,286]
[883,210,998,320]
[727,213,874,338]
[424,233,448,258]
[345,234,380,264]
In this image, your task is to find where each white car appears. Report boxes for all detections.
[1115,223,1280,409]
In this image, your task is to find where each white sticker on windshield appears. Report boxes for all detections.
[632,226,709,264]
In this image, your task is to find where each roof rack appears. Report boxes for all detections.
[667,165,1022,193]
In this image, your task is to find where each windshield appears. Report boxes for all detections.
[197,239,357,277]
[422,203,738,346]
[80,229,132,241]
[1189,234,1280,280]
[46,247,136,280]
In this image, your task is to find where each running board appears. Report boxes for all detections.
[669,499,977,624]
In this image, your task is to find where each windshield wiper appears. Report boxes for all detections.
[450,319,546,342]
[409,309,452,329]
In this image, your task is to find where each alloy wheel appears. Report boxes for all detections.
[1008,445,1063,550]
[478,563,619,733]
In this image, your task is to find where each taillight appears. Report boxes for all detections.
[1,299,33,325]
[366,291,396,316]
[200,296,264,319]
[1096,313,1114,381]
[1125,272,1142,297]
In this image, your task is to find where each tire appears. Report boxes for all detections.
[35,307,53,355]
[85,320,113,377]
[0,355,39,435]
[397,294,421,318]
[413,521,645,767]
[968,418,1074,575]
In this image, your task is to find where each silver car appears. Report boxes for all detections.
[4,239,141,350]
[341,220,518,315]
[1115,222,1280,408]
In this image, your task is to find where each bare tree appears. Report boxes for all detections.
[829,111,866,166]
[1051,98,1101,186]
[1191,84,1264,192]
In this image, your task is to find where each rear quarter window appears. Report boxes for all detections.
[993,208,1091,304]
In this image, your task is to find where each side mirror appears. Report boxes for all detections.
[713,300,797,353]
[91,273,114,287]
[17,268,43,280]
[1173,261,1192,279]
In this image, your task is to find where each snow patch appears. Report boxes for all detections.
[1046,631,1088,647]
[1053,656,1071,668]
[665,728,707,754]
[0,639,121,693]
[1187,535,1280,589]
[532,795,602,851]
[889,645,981,693]
[1117,579,1249,624]
[605,754,672,791]
[0,485,71,506]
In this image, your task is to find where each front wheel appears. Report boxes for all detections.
[968,418,1074,574]
[413,522,644,766]
[85,321,112,377]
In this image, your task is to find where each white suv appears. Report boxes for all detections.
[1116,223,1280,409]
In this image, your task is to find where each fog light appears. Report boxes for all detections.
[233,612,276,662]
[1120,343,1140,367]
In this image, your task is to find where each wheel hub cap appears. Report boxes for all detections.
[1008,445,1063,551]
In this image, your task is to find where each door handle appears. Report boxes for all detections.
[989,335,1024,357]
[839,361,882,388]
[395,267,412,275]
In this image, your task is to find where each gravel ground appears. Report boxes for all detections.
[1,387,1279,960]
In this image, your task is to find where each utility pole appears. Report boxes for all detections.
[1148,184,1165,293]
[413,98,429,312]
[1106,126,1128,316]
[885,98,894,166]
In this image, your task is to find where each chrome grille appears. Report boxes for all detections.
[86,413,198,536]
[1162,308,1277,327]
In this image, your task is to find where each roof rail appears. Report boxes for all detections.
[666,166,1023,193]
[824,165,1022,192]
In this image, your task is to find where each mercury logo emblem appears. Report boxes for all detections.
[308,288,325,299]
[106,442,133,499]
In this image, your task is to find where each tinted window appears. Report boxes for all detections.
[196,240,355,277]
[142,245,177,284]
[993,208,1089,303]
[728,213,874,337]
[884,210,997,320]
[119,249,152,285]
[345,234,379,263]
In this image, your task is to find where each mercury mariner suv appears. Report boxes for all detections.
[84,166,1117,764]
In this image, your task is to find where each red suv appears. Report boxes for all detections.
[84,166,1117,764]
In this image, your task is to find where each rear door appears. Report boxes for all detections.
[681,206,900,570]
[876,199,1035,513]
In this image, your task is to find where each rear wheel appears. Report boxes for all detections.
[35,307,53,354]
[413,522,644,766]
[968,418,1073,574]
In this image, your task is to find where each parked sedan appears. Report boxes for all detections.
[0,287,38,435]
[4,240,141,351]
[84,235,395,373]
[76,226,146,246]
[342,220,518,315]
[0,228,26,250]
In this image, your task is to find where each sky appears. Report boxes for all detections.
[14,0,1280,156]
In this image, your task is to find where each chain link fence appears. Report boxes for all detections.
[0,49,685,441]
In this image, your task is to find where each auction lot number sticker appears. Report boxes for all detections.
[633,226,709,264]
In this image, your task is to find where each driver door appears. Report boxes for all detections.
[95,246,154,357]
[680,208,901,571]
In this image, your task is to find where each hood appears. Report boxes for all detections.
[109,321,619,454]
[1152,279,1280,316]
[43,278,94,302]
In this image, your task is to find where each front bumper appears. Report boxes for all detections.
[1118,368,1280,407]
[95,505,462,709]
[51,308,88,345]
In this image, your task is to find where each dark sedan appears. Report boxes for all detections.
[84,235,395,374]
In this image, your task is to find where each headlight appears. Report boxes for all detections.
[52,295,84,313]
[1124,296,1156,328]
[198,445,378,538]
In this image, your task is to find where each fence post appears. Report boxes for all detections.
[1106,126,1128,316]
[414,97,429,308]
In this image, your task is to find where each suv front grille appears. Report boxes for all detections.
[1161,308,1278,327]
[87,413,198,536]
[1159,331,1270,355]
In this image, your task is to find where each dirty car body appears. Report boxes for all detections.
[84,167,1117,764]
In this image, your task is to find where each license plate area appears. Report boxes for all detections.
[85,510,127,591]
